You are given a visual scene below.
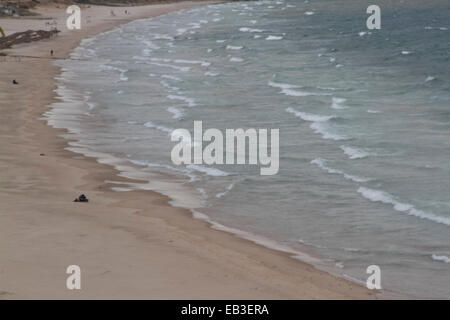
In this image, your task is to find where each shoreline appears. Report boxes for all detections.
[0,2,381,299]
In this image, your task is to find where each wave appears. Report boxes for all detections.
[215,183,235,198]
[357,187,450,226]
[286,107,348,141]
[128,160,198,182]
[174,59,211,67]
[269,80,330,97]
[101,64,128,81]
[226,45,243,50]
[186,164,230,177]
[204,71,219,77]
[152,33,174,41]
[340,145,369,159]
[431,254,450,263]
[230,57,244,62]
[160,80,180,92]
[161,74,182,81]
[266,35,283,40]
[331,97,348,109]
[268,80,301,89]
[167,107,185,120]
[311,158,371,183]
[239,27,264,33]
[297,238,327,249]
[286,108,335,122]
[167,94,196,107]
[143,121,174,135]
[148,62,190,72]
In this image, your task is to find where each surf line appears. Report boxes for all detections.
[170,121,279,175]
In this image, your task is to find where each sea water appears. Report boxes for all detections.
[47,0,450,298]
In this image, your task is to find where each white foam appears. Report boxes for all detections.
[401,51,412,55]
[357,187,450,226]
[119,73,128,82]
[425,76,436,82]
[186,164,230,176]
[286,107,348,141]
[311,158,371,183]
[174,59,211,67]
[161,74,182,81]
[367,109,381,114]
[143,121,173,135]
[431,254,450,263]
[153,33,174,41]
[268,80,301,90]
[331,97,347,109]
[340,145,369,159]
[167,107,185,120]
[204,71,219,77]
[101,65,128,82]
[215,183,235,199]
[149,62,190,72]
[286,108,335,122]
[226,45,243,50]
[191,210,322,266]
[160,80,180,92]
[266,35,283,40]
[304,11,314,15]
[86,102,97,110]
[167,94,196,107]
[239,27,264,33]
[230,57,244,62]
[310,122,348,141]
[111,187,133,192]
[269,80,329,97]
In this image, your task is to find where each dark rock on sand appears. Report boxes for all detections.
[74,194,89,202]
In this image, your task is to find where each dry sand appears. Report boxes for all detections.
[0,2,379,299]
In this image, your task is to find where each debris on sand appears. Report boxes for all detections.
[74,194,89,203]
[0,29,59,50]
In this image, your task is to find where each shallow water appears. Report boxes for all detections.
[47,0,450,298]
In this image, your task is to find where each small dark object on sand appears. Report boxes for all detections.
[50,49,53,56]
[12,79,18,84]
[74,194,88,202]
[40,153,45,156]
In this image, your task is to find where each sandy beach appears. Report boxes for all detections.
[0,2,379,299]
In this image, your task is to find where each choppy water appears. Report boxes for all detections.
[47,0,450,298]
